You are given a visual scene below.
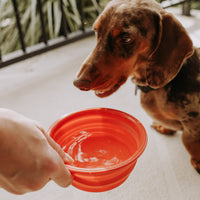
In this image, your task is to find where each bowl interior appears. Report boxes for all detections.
[49,108,147,173]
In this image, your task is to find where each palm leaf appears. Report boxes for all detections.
[0,0,110,55]
[53,1,62,36]
[30,0,37,45]
[47,1,54,38]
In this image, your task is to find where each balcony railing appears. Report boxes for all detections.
[0,0,195,68]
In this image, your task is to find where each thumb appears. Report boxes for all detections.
[50,151,73,188]
[45,133,74,164]
[35,122,74,163]
[35,122,74,187]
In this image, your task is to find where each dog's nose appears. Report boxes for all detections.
[73,79,92,91]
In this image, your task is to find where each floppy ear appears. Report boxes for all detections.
[146,12,194,89]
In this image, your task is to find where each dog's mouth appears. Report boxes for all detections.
[93,76,127,98]
[74,75,127,98]
[94,84,121,97]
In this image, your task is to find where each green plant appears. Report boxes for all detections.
[0,0,110,55]
[192,1,200,9]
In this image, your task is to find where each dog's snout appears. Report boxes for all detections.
[74,62,101,91]
[73,79,92,91]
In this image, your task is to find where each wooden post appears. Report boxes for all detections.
[182,0,191,16]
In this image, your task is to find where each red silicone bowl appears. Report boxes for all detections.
[48,108,147,192]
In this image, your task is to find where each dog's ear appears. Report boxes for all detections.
[146,12,194,89]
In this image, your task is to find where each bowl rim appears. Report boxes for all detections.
[48,107,148,173]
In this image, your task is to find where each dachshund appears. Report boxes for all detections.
[73,0,200,173]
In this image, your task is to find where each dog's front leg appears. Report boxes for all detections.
[182,121,200,173]
[151,122,176,135]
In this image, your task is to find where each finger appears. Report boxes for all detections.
[34,121,74,164]
[51,158,73,188]
[63,153,74,164]
[0,179,28,195]
[33,120,46,135]
[45,134,74,164]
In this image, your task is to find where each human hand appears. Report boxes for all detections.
[0,108,73,194]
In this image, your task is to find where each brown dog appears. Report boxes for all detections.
[73,0,200,173]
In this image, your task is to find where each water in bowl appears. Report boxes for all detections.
[63,131,138,169]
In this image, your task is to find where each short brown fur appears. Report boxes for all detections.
[73,0,200,173]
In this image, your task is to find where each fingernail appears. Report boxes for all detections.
[64,153,74,164]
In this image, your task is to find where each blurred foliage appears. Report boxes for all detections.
[1,0,199,55]
[0,0,110,55]
[192,1,200,9]
[156,0,200,9]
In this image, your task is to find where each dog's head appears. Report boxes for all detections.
[73,0,194,97]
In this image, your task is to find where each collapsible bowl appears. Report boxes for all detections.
[48,108,147,192]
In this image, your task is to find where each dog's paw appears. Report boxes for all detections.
[151,122,176,135]
[191,158,200,174]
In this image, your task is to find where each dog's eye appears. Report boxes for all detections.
[120,34,134,45]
